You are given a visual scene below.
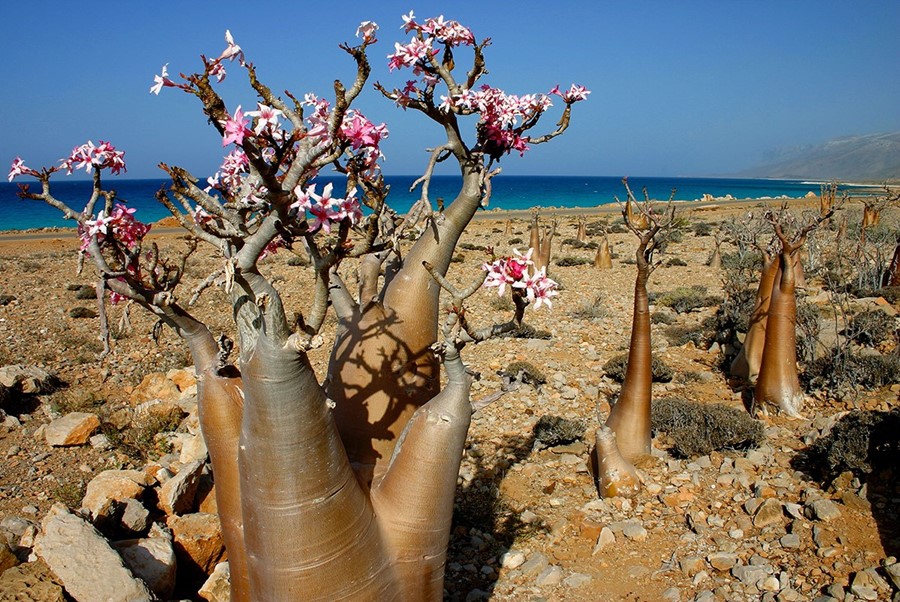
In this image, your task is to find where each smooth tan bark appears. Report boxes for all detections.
[594,235,612,269]
[240,333,397,600]
[730,254,778,383]
[605,256,652,460]
[594,425,641,498]
[371,351,472,600]
[328,176,484,481]
[755,253,805,416]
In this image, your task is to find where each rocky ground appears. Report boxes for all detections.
[0,198,898,601]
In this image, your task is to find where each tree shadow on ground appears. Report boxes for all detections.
[444,429,548,601]
[790,408,900,559]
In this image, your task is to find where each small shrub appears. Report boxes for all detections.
[663,324,709,347]
[508,237,523,245]
[603,353,673,383]
[287,254,309,267]
[556,256,591,267]
[664,257,688,267]
[0,295,15,306]
[653,286,720,314]
[804,350,900,393]
[569,295,606,320]
[502,361,546,386]
[69,307,98,319]
[52,480,87,509]
[450,254,465,263]
[459,242,486,251]
[796,409,900,485]
[848,309,897,346]
[73,285,96,300]
[532,415,585,449]
[651,312,675,325]
[651,397,765,457]
[692,222,713,237]
[500,324,552,340]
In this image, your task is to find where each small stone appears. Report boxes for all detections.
[849,584,878,600]
[733,564,768,585]
[535,565,563,586]
[519,553,548,577]
[885,562,900,589]
[807,499,842,522]
[779,533,801,549]
[500,550,526,569]
[44,412,100,446]
[680,556,705,576]
[707,552,738,571]
[198,561,231,602]
[166,512,226,579]
[760,575,780,591]
[592,527,616,554]
[158,460,205,515]
[112,536,177,599]
[754,498,784,528]
[622,522,648,541]
[661,586,681,601]
[563,572,592,588]
[34,504,155,601]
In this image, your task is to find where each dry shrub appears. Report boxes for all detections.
[798,409,900,485]
[532,415,585,450]
[603,353,673,383]
[848,309,898,346]
[652,286,720,314]
[651,397,764,458]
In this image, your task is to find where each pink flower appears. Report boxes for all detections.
[552,84,590,103]
[217,30,245,65]
[245,103,284,136]
[291,183,316,213]
[340,112,387,150]
[149,63,175,95]
[60,141,126,175]
[220,105,250,147]
[401,10,418,32]
[7,157,32,182]
[356,21,379,44]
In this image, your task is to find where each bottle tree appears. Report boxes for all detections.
[603,180,677,461]
[10,13,586,601]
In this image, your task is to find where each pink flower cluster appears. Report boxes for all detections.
[206,149,249,192]
[61,141,127,176]
[550,84,591,104]
[7,157,37,182]
[483,249,558,310]
[388,12,474,73]
[79,203,150,252]
[402,11,475,46]
[291,182,363,234]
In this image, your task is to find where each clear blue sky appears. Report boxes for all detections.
[3,1,899,179]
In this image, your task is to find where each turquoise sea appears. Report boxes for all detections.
[0,175,839,232]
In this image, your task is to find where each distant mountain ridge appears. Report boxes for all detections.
[736,132,900,182]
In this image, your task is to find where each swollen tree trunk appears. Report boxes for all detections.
[328,170,484,480]
[730,253,778,383]
[240,333,396,599]
[605,250,652,460]
[594,425,640,498]
[594,234,612,269]
[755,251,805,416]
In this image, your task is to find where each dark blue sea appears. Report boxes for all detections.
[0,175,832,232]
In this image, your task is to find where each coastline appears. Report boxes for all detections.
[0,193,841,244]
